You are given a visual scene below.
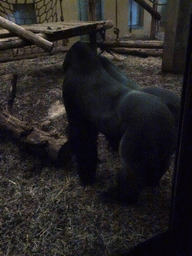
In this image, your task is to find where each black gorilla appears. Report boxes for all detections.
[63,41,177,204]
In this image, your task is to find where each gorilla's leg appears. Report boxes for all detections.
[66,108,98,186]
[117,91,176,204]
[117,130,173,204]
[99,54,140,90]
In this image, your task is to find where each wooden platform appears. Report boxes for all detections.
[0,20,114,51]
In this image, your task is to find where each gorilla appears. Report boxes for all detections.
[62,41,178,204]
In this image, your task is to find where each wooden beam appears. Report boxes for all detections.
[0,16,53,52]
[97,40,164,49]
[134,0,161,20]
[150,0,158,39]
[162,0,192,73]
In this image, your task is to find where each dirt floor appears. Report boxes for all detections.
[0,46,183,255]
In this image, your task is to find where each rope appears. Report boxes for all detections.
[59,0,64,21]
[115,0,118,27]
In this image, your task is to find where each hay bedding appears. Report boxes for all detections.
[0,50,182,255]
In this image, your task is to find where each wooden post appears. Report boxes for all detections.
[162,0,192,73]
[0,16,53,52]
[150,0,157,39]
[88,0,96,21]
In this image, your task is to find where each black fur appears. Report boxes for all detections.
[98,54,180,127]
[63,41,177,203]
[98,54,141,90]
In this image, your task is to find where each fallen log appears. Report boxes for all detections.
[110,47,163,57]
[0,110,72,166]
[98,40,164,49]
[0,16,53,52]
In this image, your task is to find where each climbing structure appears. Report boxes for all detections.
[0,0,60,59]
[0,0,58,24]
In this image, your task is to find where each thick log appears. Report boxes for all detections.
[0,110,72,166]
[0,33,49,51]
[0,16,53,52]
[98,40,164,49]
[134,0,161,20]
[110,47,163,57]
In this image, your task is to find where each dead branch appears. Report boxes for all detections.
[7,74,18,112]
[0,110,72,166]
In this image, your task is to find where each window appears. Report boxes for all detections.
[128,0,143,29]
[13,3,37,25]
[78,0,103,21]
